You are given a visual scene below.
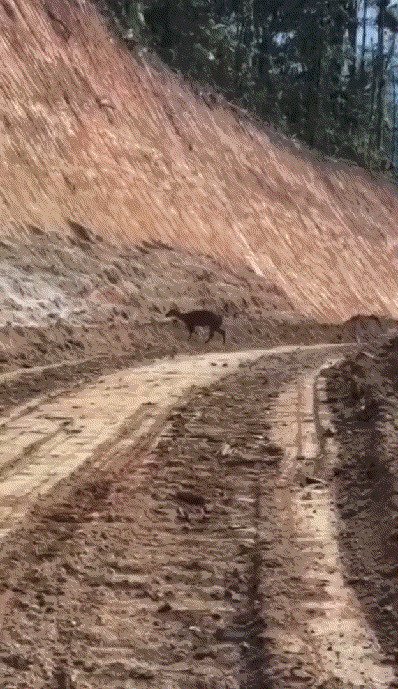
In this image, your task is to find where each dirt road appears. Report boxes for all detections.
[1,342,396,689]
[0,344,342,544]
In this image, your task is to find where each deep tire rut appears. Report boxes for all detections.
[324,353,398,683]
[269,362,394,689]
[0,348,288,543]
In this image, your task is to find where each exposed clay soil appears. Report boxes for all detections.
[1,0,398,322]
[2,0,398,685]
[0,345,362,689]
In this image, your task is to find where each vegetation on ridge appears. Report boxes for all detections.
[98,0,398,175]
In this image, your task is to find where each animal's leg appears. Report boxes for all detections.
[218,328,226,344]
[205,328,215,343]
[188,325,194,339]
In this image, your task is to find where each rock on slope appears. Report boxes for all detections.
[0,0,398,326]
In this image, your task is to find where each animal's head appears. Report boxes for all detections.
[166,308,179,318]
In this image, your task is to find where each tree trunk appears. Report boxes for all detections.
[348,0,358,79]
[234,0,255,100]
[306,41,324,147]
[360,0,368,76]
[234,16,245,96]
[375,0,387,150]
[304,2,326,148]
[392,76,397,166]
[243,0,255,73]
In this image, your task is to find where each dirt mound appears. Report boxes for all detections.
[0,0,397,327]
[343,314,398,343]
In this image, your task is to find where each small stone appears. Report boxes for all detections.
[193,647,216,659]
[158,601,172,613]
[304,476,326,486]
[189,626,203,636]
[175,490,206,507]
[1,654,31,671]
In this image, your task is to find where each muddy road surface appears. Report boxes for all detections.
[1,342,396,689]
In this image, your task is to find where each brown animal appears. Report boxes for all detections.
[166,308,226,344]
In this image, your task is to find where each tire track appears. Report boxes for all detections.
[325,355,398,678]
[266,360,395,687]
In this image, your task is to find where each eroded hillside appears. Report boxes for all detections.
[0,0,398,328]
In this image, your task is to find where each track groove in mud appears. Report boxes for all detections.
[325,352,398,680]
[3,341,396,687]
[270,361,395,688]
[0,345,347,545]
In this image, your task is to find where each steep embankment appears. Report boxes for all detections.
[0,0,397,369]
[0,0,398,318]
